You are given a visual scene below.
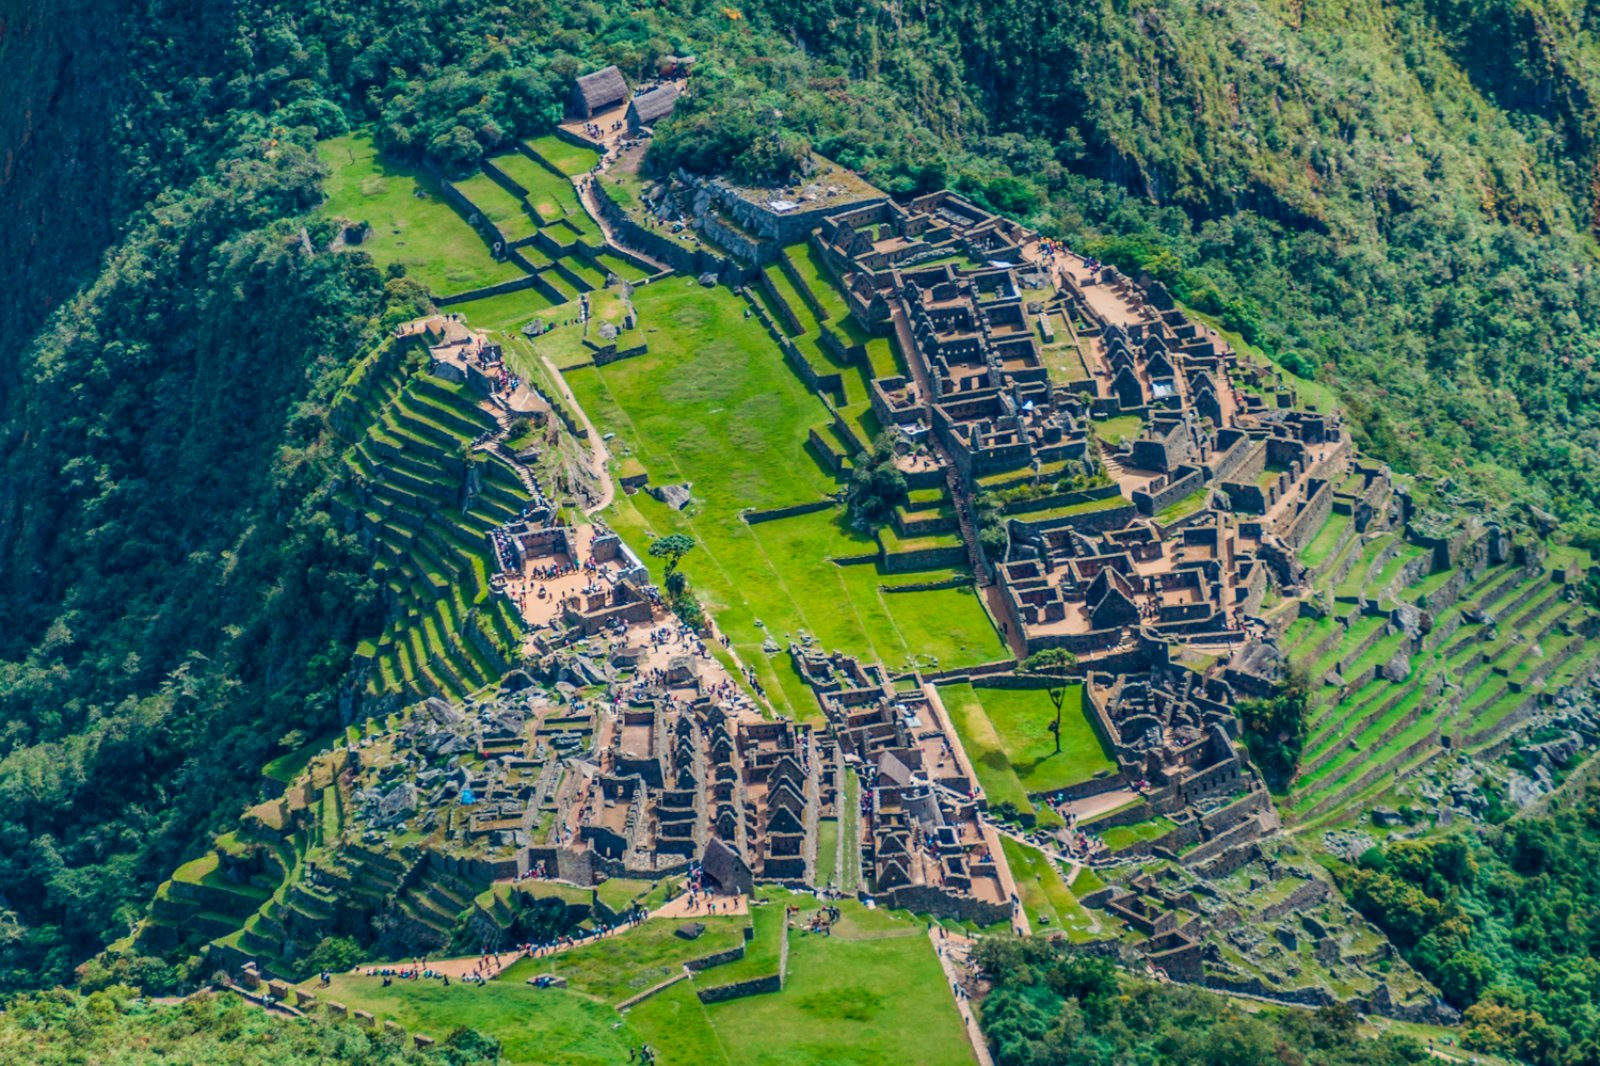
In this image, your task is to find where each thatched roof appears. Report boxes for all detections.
[627,83,681,126]
[573,65,628,114]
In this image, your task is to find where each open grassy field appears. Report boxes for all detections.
[317,133,530,296]
[1000,837,1103,941]
[446,286,561,332]
[313,972,634,1066]
[561,280,1005,715]
[624,899,974,1066]
[525,134,602,176]
[501,915,749,1004]
[940,682,1117,805]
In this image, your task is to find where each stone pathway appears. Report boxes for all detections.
[538,351,614,515]
[575,174,674,277]
[927,927,995,1066]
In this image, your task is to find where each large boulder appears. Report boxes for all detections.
[1382,651,1411,683]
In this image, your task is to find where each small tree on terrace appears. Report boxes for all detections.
[1020,648,1079,753]
[845,433,909,531]
[1020,648,1077,674]
[649,533,700,618]
[1235,667,1311,791]
[648,533,696,574]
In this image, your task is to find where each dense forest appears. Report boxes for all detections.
[1332,783,1600,1065]
[6,0,1600,1026]
[974,939,1428,1065]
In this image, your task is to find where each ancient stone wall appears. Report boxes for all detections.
[1133,466,1206,517]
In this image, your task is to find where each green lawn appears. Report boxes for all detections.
[312,972,633,1066]
[1099,816,1179,851]
[1155,488,1208,524]
[629,900,974,1066]
[318,132,530,296]
[1092,414,1144,446]
[500,915,749,1005]
[524,134,602,176]
[560,281,1005,715]
[447,286,560,333]
[1000,838,1102,941]
[815,818,840,889]
[940,683,1116,801]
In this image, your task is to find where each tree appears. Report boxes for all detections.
[299,936,365,981]
[648,533,696,573]
[845,434,908,530]
[973,491,1008,558]
[1020,648,1077,673]
[1234,672,1310,790]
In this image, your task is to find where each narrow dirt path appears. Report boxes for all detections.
[928,927,995,1066]
[539,352,614,515]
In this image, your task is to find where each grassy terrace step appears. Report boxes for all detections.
[1542,637,1600,688]
[1334,535,1394,600]
[1499,582,1563,632]
[379,448,461,494]
[452,171,541,243]
[763,265,821,333]
[408,388,497,439]
[1292,713,1441,817]
[1298,742,1445,832]
[1505,630,1582,687]
[1477,567,1539,615]
[1298,680,1436,785]
[389,399,477,450]
[377,462,452,506]
[541,269,579,302]
[788,244,869,341]
[1369,543,1428,596]
[562,256,608,289]
[1304,615,1386,679]
[1344,628,1411,682]
[1300,511,1352,570]
[1283,613,1340,660]
[1400,563,1455,604]
[1304,678,1386,745]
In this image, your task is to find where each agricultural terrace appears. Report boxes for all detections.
[310,894,972,1066]
[314,971,635,1066]
[561,280,1007,718]
[999,836,1105,942]
[938,682,1117,824]
[1280,496,1600,829]
[318,133,529,296]
[627,899,976,1066]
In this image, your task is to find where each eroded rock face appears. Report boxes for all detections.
[1382,651,1411,683]
[1391,603,1422,638]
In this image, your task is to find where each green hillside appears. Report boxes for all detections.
[3,4,1600,1065]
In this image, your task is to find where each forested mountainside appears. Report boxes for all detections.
[5,0,1600,1019]
[755,0,1600,514]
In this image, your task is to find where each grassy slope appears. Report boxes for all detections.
[317,972,635,1065]
[317,133,528,296]
[559,281,1005,716]
[940,682,1116,799]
